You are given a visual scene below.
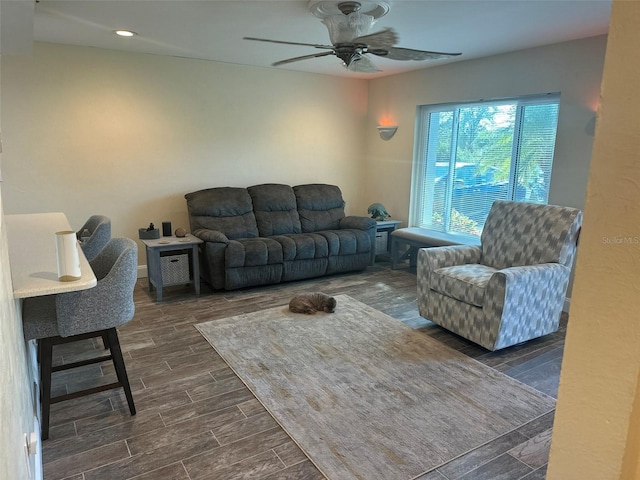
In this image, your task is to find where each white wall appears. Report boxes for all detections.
[1,43,369,265]
[363,35,607,224]
[0,185,40,479]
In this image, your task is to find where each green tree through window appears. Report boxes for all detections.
[410,94,560,238]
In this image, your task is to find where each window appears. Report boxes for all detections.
[410,94,560,238]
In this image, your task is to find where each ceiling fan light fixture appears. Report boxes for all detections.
[308,1,391,20]
[322,11,375,44]
[114,30,137,37]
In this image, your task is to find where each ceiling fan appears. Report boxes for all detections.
[244,1,462,73]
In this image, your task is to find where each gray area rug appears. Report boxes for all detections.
[196,294,555,480]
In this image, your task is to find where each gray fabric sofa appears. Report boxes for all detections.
[185,183,376,290]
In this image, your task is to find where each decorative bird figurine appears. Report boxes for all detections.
[367,203,390,221]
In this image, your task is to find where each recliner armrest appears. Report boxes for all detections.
[496,263,571,281]
[193,228,230,244]
[418,244,483,271]
[488,263,571,300]
[339,216,376,231]
[484,263,571,350]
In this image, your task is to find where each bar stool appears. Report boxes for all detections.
[22,238,138,440]
[77,215,111,261]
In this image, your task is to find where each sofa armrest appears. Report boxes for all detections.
[484,263,571,349]
[339,216,376,231]
[193,228,230,244]
[339,216,377,264]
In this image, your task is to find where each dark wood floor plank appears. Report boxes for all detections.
[213,411,280,446]
[199,450,286,480]
[238,398,268,418]
[508,429,553,469]
[83,431,219,480]
[126,405,243,455]
[160,386,256,426]
[414,470,449,480]
[496,345,563,375]
[43,441,130,480]
[259,459,326,480]
[186,375,247,403]
[49,397,114,429]
[436,430,530,479]
[510,357,563,398]
[182,427,291,479]
[129,388,193,414]
[273,440,309,467]
[164,350,224,370]
[455,453,532,480]
[519,464,548,480]
[126,462,191,480]
[516,411,555,439]
[44,410,164,463]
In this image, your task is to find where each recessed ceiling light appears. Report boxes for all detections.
[114,30,137,37]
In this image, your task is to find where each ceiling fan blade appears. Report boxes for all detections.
[243,37,333,50]
[378,47,463,61]
[347,55,381,73]
[272,50,335,67]
[353,28,398,50]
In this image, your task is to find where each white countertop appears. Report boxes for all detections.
[6,213,97,299]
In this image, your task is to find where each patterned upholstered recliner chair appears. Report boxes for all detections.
[417,200,582,351]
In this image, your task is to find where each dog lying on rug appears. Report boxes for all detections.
[289,293,337,315]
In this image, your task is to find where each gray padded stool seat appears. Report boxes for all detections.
[22,238,138,440]
[77,215,111,261]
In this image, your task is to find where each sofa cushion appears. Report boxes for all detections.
[185,187,258,240]
[294,184,345,233]
[316,229,371,256]
[248,184,302,236]
[431,264,498,307]
[225,238,283,268]
[270,233,329,261]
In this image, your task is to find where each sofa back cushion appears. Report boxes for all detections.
[185,187,259,239]
[294,184,345,233]
[481,200,582,270]
[248,184,302,236]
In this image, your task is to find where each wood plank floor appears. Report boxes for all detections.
[42,261,566,480]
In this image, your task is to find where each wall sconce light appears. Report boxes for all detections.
[377,125,398,141]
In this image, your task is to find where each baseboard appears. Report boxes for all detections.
[563,296,571,313]
[137,265,148,279]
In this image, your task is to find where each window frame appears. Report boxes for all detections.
[409,93,560,240]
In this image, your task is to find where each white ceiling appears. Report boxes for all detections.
[30,0,612,78]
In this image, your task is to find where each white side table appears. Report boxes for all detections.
[140,235,203,301]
